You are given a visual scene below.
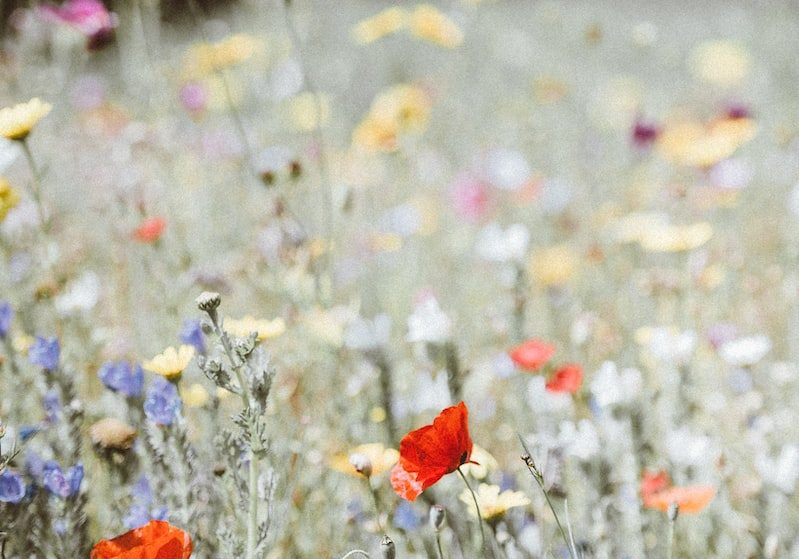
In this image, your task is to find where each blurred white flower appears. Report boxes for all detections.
[539,177,573,215]
[410,371,450,414]
[708,158,753,190]
[559,419,600,461]
[475,223,530,263]
[407,295,451,344]
[55,271,100,316]
[517,522,542,556]
[666,426,715,467]
[483,148,531,191]
[1,200,41,237]
[570,312,597,346]
[718,335,771,367]
[380,203,421,238]
[0,138,20,173]
[527,375,572,413]
[589,361,642,409]
[643,327,696,364]
[756,445,799,494]
[270,59,304,100]
[344,314,391,350]
[492,351,516,378]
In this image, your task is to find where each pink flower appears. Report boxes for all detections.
[450,173,491,222]
[40,0,117,51]
[133,217,166,243]
[179,82,208,115]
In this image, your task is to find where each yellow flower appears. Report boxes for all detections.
[410,5,463,48]
[458,445,498,480]
[328,443,399,477]
[353,117,399,153]
[689,40,750,87]
[352,7,407,45]
[638,222,713,253]
[184,34,263,79]
[0,98,51,141]
[0,178,20,222]
[225,315,286,341]
[656,116,756,168]
[12,334,33,355]
[287,92,330,132]
[459,483,531,520]
[529,245,579,288]
[353,84,431,153]
[142,345,195,380]
[181,383,210,408]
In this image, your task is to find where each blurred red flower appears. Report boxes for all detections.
[390,401,474,501]
[641,470,715,514]
[545,364,583,393]
[640,469,670,499]
[90,520,192,559]
[509,339,555,371]
[133,217,166,243]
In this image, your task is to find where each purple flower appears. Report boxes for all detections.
[29,336,60,370]
[631,118,660,148]
[42,462,83,499]
[123,476,168,528]
[98,361,144,398]
[39,0,118,51]
[393,500,421,531]
[0,470,26,503]
[0,301,12,338]
[25,450,46,479]
[180,319,206,354]
[143,377,180,426]
[43,389,61,423]
[179,82,208,114]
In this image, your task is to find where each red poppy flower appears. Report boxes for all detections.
[640,469,670,500]
[90,520,192,559]
[545,364,583,393]
[643,485,716,514]
[509,339,555,371]
[390,401,474,501]
[133,217,166,243]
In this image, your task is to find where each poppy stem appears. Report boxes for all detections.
[435,532,445,559]
[341,550,370,559]
[366,478,385,533]
[667,511,676,559]
[456,467,486,555]
[518,435,577,559]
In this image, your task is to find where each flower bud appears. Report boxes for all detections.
[429,504,446,532]
[348,452,372,477]
[380,535,395,559]
[195,292,221,314]
[667,502,679,522]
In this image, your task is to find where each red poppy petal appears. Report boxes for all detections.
[390,463,425,501]
[545,364,583,393]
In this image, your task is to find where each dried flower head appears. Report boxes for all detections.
[348,452,373,477]
[89,418,137,450]
[195,291,221,313]
[0,98,52,141]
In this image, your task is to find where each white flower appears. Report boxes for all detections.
[483,149,531,191]
[475,223,530,263]
[665,427,716,467]
[55,271,100,316]
[344,314,391,350]
[407,295,451,344]
[410,371,450,414]
[558,419,600,461]
[589,361,642,409]
[0,138,19,173]
[718,335,771,367]
[708,158,753,190]
[527,375,572,413]
[642,327,696,364]
[756,445,799,494]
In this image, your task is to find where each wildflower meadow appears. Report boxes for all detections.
[2,1,799,557]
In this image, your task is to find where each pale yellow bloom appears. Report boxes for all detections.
[12,334,33,355]
[352,7,407,45]
[638,222,713,253]
[328,443,399,477]
[142,345,195,380]
[0,178,20,222]
[0,98,51,141]
[459,483,531,520]
[353,117,399,153]
[184,34,263,79]
[353,84,431,153]
[181,383,210,408]
[656,117,756,167]
[689,40,750,87]
[410,5,463,48]
[302,306,351,347]
[458,445,498,480]
[288,92,330,131]
[224,315,286,341]
[529,245,579,287]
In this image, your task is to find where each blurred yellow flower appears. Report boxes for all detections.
[353,117,399,153]
[352,7,407,45]
[181,383,210,408]
[410,5,463,48]
[656,116,756,167]
[459,483,531,520]
[368,232,402,252]
[612,212,669,244]
[302,306,350,347]
[353,84,431,153]
[689,40,750,87]
[288,92,330,131]
[639,222,713,253]
[459,445,498,480]
[12,334,33,355]
[184,34,263,79]
[225,315,286,341]
[529,245,579,287]
[142,345,195,380]
[328,443,399,477]
[0,178,20,222]
[0,98,51,141]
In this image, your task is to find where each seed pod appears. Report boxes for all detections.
[429,504,446,531]
[380,535,395,559]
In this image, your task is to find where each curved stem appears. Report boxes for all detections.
[457,467,486,554]
[341,551,370,559]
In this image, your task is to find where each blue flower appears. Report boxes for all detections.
[393,500,421,531]
[98,361,144,398]
[0,302,12,339]
[123,504,169,530]
[180,318,206,354]
[42,461,83,499]
[43,389,61,423]
[18,425,40,442]
[29,336,60,370]
[143,377,180,426]
[0,470,26,503]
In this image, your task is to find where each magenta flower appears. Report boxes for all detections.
[40,0,117,51]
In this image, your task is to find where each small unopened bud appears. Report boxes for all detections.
[196,292,221,314]
[429,504,446,532]
[349,453,372,477]
[667,502,679,522]
[380,535,395,559]
[200,319,214,335]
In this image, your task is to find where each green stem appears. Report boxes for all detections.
[457,467,486,554]
[20,139,48,233]
[667,515,675,559]
[247,450,259,559]
[366,478,384,533]
[435,532,445,559]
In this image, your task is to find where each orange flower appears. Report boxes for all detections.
[91,520,192,559]
[545,364,583,393]
[390,401,474,501]
[133,217,166,243]
[641,470,715,514]
[509,339,555,371]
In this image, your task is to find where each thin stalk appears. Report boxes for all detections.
[20,139,48,232]
[366,479,384,533]
[457,467,486,554]
[667,515,675,559]
[341,551,370,559]
[208,314,250,408]
[563,498,580,559]
[512,264,526,343]
[247,451,259,559]
[435,533,445,559]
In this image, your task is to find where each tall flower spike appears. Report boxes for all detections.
[390,401,474,501]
